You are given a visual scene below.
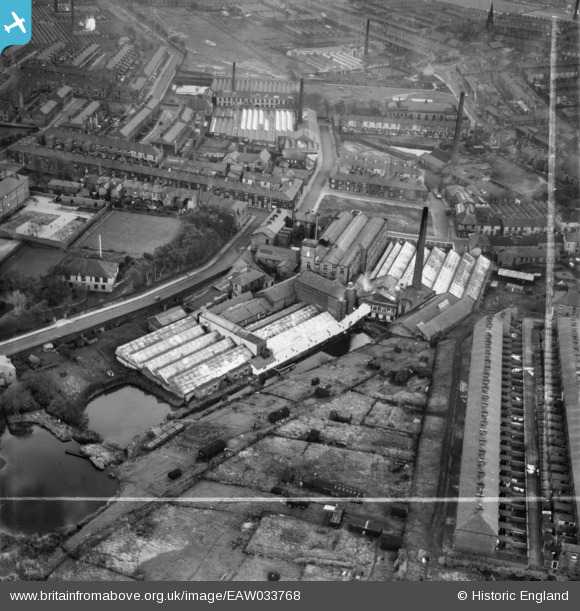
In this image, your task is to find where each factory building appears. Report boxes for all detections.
[555,316,580,567]
[116,271,369,402]
[211,77,299,109]
[477,233,563,267]
[362,210,491,337]
[300,212,389,285]
[209,108,296,145]
[454,309,521,557]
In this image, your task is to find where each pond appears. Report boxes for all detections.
[0,426,118,535]
[85,385,175,447]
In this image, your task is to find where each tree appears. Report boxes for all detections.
[0,382,39,416]
[21,371,64,409]
[6,290,28,316]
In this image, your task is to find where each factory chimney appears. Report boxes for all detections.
[298,78,304,122]
[71,0,75,29]
[450,91,465,164]
[231,62,236,92]
[412,206,429,290]
[364,19,371,57]
[574,0,579,20]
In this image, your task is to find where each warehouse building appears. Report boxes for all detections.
[454,310,512,556]
[300,211,389,285]
[477,233,563,266]
[116,271,368,401]
[365,237,491,336]
[209,107,296,145]
[211,77,299,108]
[554,316,580,576]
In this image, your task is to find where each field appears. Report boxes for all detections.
[0,243,67,280]
[319,194,434,235]
[141,7,284,77]
[75,211,183,256]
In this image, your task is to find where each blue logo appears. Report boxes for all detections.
[1,1,32,54]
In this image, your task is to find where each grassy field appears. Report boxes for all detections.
[319,195,433,235]
[0,243,66,280]
[75,211,183,256]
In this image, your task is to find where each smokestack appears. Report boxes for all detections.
[451,91,465,164]
[54,0,58,14]
[71,0,74,28]
[412,207,429,290]
[231,62,236,92]
[298,78,304,122]
[364,19,371,57]
[574,0,579,20]
[99,234,102,259]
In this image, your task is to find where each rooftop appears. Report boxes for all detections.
[60,258,119,280]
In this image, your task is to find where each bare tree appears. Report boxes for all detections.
[6,290,28,316]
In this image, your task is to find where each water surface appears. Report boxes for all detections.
[0,426,117,535]
[85,385,174,447]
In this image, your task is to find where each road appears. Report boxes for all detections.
[297,123,337,213]
[431,64,480,127]
[0,213,267,356]
[522,317,543,571]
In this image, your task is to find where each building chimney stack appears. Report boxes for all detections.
[71,0,74,28]
[364,19,371,57]
[231,62,236,92]
[574,0,579,20]
[451,91,465,164]
[298,78,304,122]
[412,207,429,290]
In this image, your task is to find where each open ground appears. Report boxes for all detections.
[38,335,438,581]
[75,211,183,256]
[0,243,66,280]
[142,7,287,77]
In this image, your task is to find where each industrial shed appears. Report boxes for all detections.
[453,312,506,556]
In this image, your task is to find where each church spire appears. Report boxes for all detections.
[486,3,494,32]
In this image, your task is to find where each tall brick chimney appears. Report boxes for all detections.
[450,91,465,164]
[574,0,579,20]
[364,19,371,57]
[298,78,304,121]
[231,62,236,92]
[412,207,429,290]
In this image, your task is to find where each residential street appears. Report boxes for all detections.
[297,122,337,212]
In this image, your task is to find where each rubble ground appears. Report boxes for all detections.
[41,334,437,581]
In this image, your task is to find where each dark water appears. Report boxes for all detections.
[293,331,372,374]
[85,385,174,447]
[0,426,118,535]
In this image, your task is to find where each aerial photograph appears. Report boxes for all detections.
[0,0,578,585]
